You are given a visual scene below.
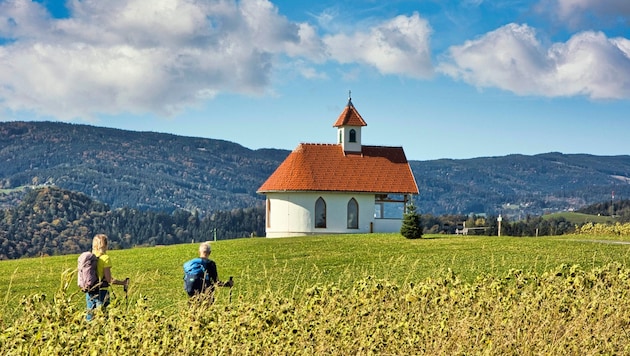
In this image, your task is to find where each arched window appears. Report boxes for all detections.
[315,197,326,228]
[349,129,357,143]
[266,198,271,228]
[347,198,358,229]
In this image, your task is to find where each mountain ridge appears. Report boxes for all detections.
[2,121,630,218]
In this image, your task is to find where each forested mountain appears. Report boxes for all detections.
[0,186,264,259]
[2,121,630,219]
[0,121,285,214]
[2,121,630,259]
[410,153,630,218]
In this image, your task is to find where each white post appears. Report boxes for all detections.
[497,215,502,237]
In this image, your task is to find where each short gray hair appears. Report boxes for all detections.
[199,242,211,253]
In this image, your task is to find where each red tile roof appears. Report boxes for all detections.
[333,100,367,127]
[258,143,419,194]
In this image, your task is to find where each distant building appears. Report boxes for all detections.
[257,97,419,238]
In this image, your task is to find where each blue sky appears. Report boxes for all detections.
[0,0,629,160]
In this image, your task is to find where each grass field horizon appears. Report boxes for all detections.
[542,211,615,224]
[3,233,630,313]
[2,232,630,354]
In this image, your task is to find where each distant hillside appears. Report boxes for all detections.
[577,199,630,221]
[0,186,265,259]
[2,121,630,218]
[542,212,613,225]
[0,121,286,214]
[411,153,630,217]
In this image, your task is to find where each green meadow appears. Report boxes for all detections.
[2,233,630,354]
[543,211,615,224]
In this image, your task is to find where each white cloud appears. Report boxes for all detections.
[0,0,51,39]
[0,0,436,120]
[438,23,630,99]
[2,0,627,120]
[539,0,630,27]
[556,0,630,19]
[0,0,324,119]
[323,13,433,79]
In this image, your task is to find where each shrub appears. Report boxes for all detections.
[400,204,423,239]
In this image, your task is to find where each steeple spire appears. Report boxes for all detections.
[334,93,366,128]
[333,93,366,153]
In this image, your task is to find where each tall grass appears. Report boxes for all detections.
[2,233,630,354]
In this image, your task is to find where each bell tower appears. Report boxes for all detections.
[333,92,367,153]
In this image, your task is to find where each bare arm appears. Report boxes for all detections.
[103,267,128,286]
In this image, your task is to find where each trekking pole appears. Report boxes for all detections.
[124,278,129,307]
[228,276,233,304]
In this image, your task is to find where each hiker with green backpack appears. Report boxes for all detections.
[78,234,129,321]
[183,242,233,301]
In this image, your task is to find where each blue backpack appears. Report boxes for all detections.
[183,258,210,296]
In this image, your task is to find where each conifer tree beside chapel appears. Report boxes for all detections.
[400,204,423,239]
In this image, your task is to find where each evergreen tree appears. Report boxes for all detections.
[401,204,423,239]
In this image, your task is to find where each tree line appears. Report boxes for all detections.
[2,186,624,260]
[421,213,575,237]
[0,186,264,260]
[577,199,630,222]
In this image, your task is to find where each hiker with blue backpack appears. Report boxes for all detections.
[78,233,129,320]
[183,242,233,301]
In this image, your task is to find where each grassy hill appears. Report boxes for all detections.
[2,233,630,353]
[4,233,630,312]
[542,211,614,224]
